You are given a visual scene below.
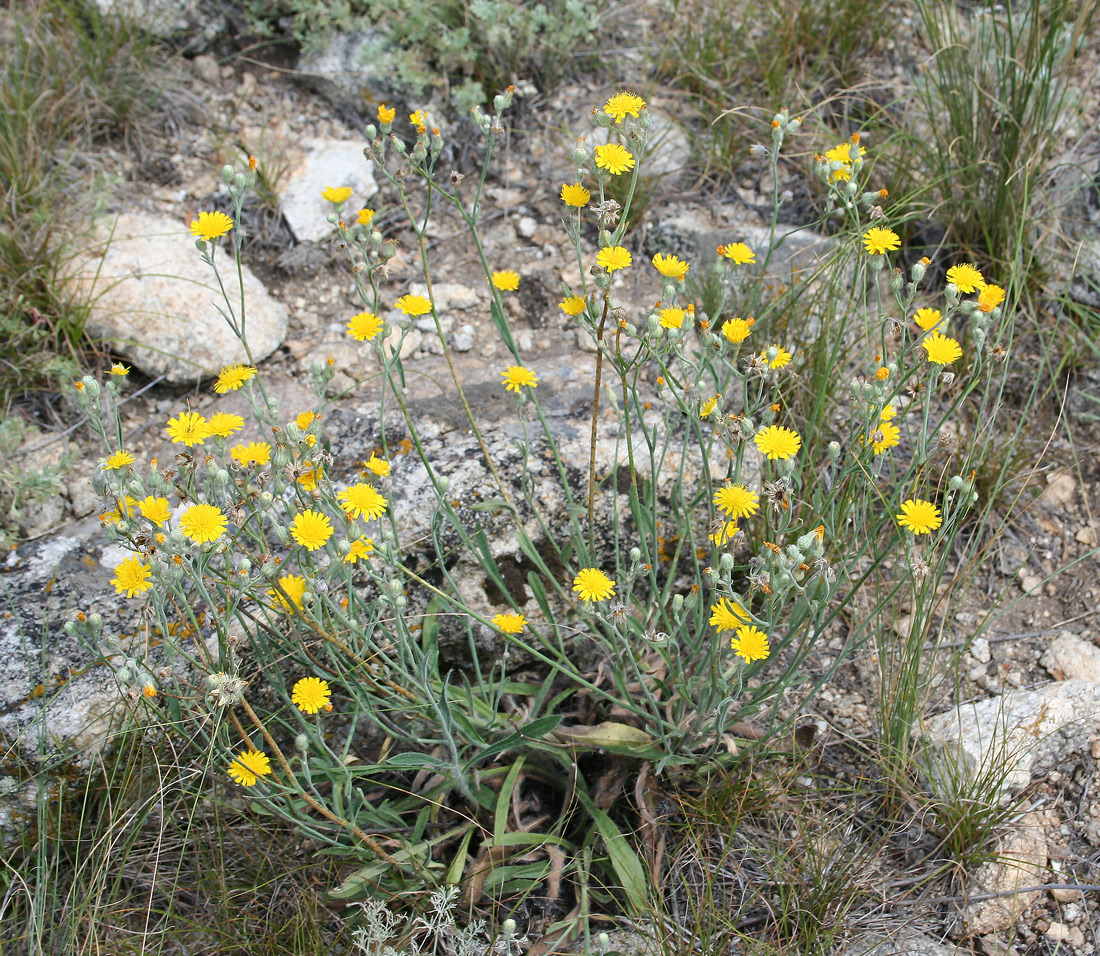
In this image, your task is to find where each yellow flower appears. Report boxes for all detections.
[100,495,138,526]
[228,749,272,787]
[343,537,374,564]
[492,270,520,291]
[718,242,755,264]
[292,677,332,714]
[271,573,307,611]
[290,510,334,551]
[143,684,157,697]
[166,411,210,447]
[880,404,897,421]
[977,283,1006,313]
[709,520,739,547]
[492,612,527,634]
[731,625,770,663]
[189,211,234,241]
[321,186,353,203]
[206,412,244,438]
[560,182,591,207]
[559,295,587,316]
[573,567,615,602]
[109,363,130,376]
[658,307,685,329]
[754,425,802,460]
[297,465,322,491]
[761,346,792,369]
[721,316,755,344]
[295,411,317,430]
[913,308,943,332]
[862,227,900,255]
[138,496,171,526]
[923,331,963,366]
[594,143,635,175]
[111,556,153,598]
[357,208,375,226]
[337,483,387,520]
[603,91,646,122]
[713,484,759,519]
[179,503,227,543]
[896,498,942,535]
[876,366,890,381]
[214,364,257,393]
[946,262,985,293]
[103,450,135,470]
[699,395,720,418]
[231,441,272,466]
[501,366,538,392]
[652,253,690,279]
[377,104,396,124]
[347,311,383,341]
[409,109,426,126]
[597,246,632,272]
[709,597,748,632]
[363,453,390,477]
[870,420,900,454]
[394,294,432,316]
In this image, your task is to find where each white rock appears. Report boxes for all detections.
[970,636,992,663]
[73,212,288,384]
[1040,470,1077,509]
[280,139,377,243]
[516,215,538,239]
[409,282,480,311]
[452,325,476,352]
[1041,632,1100,683]
[383,326,421,360]
[963,813,1047,934]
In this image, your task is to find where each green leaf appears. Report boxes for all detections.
[494,757,525,846]
[387,752,449,770]
[468,714,563,765]
[576,790,650,914]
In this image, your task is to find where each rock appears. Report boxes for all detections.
[643,112,691,180]
[451,324,476,351]
[841,928,957,956]
[383,326,422,359]
[970,637,992,664]
[1044,160,1100,309]
[1040,632,1100,683]
[1039,470,1077,510]
[516,215,538,239]
[74,212,288,384]
[280,138,378,243]
[409,282,480,312]
[94,0,225,48]
[920,680,1100,797]
[1075,524,1097,547]
[191,53,221,87]
[962,813,1047,935]
[297,30,391,120]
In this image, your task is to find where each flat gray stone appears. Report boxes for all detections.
[280,139,377,243]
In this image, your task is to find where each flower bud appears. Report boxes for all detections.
[629,547,642,564]
[221,164,235,184]
[719,552,734,571]
[295,733,310,752]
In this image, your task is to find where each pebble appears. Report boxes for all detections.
[516,215,538,239]
[452,325,476,352]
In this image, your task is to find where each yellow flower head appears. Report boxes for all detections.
[377,104,396,124]
[713,484,759,519]
[292,677,332,714]
[876,366,890,381]
[977,283,1006,313]
[343,537,374,564]
[166,411,210,447]
[946,263,985,294]
[594,143,635,175]
[709,597,748,632]
[721,316,755,344]
[228,749,272,787]
[189,211,234,241]
[559,295,587,316]
[295,411,317,430]
[321,186,353,203]
[761,345,792,369]
[337,483,387,520]
[560,182,591,207]
[718,242,755,264]
[103,450,135,470]
[179,503,227,543]
[603,92,646,122]
[231,441,272,466]
[896,498,943,535]
[358,207,375,226]
[913,308,943,332]
[492,270,520,291]
[363,453,390,477]
[651,253,690,279]
[492,612,527,634]
[731,625,770,663]
[596,245,632,273]
[699,395,720,418]
[347,311,383,342]
[501,366,538,392]
[862,227,900,255]
[754,425,802,460]
[870,420,901,455]
[271,573,306,611]
[394,294,432,316]
[709,519,739,547]
[206,412,244,438]
[658,307,685,329]
[111,556,153,598]
[409,110,426,126]
[922,331,963,366]
[291,510,334,551]
[138,496,171,526]
[109,363,130,376]
[573,567,615,602]
[100,495,138,526]
[214,364,256,393]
